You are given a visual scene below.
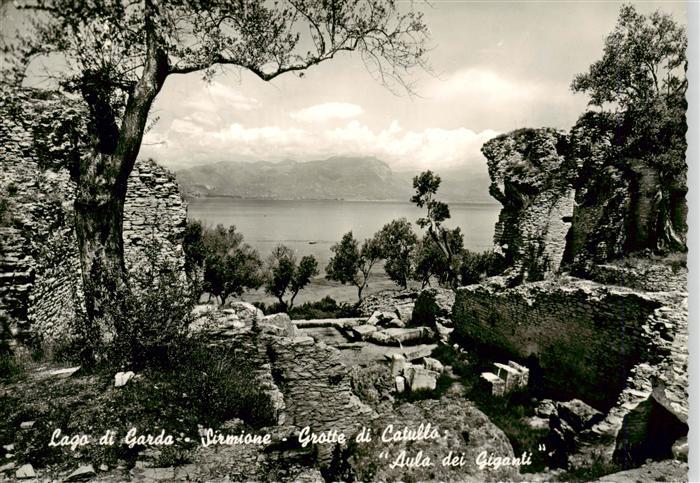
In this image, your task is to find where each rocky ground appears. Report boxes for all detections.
[1,265,689,482]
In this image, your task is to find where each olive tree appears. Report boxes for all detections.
[325,231,382,301]
[265,244,318,310]
[571,4,687,252]
[375,218,417,289]
[200,224,263,305]
[411,170,462,287]
[1,0,429,328]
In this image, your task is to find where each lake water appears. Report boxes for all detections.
[188,198,501,267]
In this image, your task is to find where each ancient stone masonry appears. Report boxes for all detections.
[453,271,688,468]
[265,336,375,447]
[484,119,688,277]
[481,128,574,280]
[0,89,186,342]
[453,276,674,410]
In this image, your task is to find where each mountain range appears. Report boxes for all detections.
[175,156,496,203]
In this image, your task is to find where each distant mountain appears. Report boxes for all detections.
[175,156,496,203]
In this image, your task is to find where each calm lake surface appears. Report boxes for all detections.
[188,198,501,267]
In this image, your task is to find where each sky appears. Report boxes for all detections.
[5,1,689,173]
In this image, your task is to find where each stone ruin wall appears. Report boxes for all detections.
[0,91,186,343]
[483,128,575,279]
[452,278,669,410]
[452,274,688,465]
[266,336,375,442]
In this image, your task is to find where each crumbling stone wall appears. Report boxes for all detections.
[0,89,186,342]
[266,336,375,442]
[482,128,574,279]
[452,277,673,410]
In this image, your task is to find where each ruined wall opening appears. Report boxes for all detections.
[613,397,688,469]
[452,281,664,411]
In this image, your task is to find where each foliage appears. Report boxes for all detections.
[571,4,687,252]
[255,296,359,320]
[459,249,507,285]
[200,224,263,305]
[182,219,206,281]
[571,4,686,111]
[325,231,382,301]
[412,231,464,288]
[410,171,463,287]
[0,339,275,473]
[264,244,319,310]
[1,0,429,331]
[375,218,418,288]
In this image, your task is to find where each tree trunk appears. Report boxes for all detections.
[357,284,364,302]
[74,21,168,352]
[74,165,128,336]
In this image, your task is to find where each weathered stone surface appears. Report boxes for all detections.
[412,288,455,327]
[556,399,602,432]
[224,301,264,320]
[261,313,296,337]
[454,276,671,409]
[114,371,135,388]
[357,289,418,317]
[367,326,433,346]
[404,365,438,391]
[65,464,96,481]
[423,357,444,374]
[389,353,407,376]
[351,324,377,340]
[480,372,505,397]
[395,376,406,393]
[350,396,520,481]
[595,459,687,482]
[0,90,187,342]
[482,128,573,279]
[15,464,35,479]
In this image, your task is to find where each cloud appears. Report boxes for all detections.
[289,102,364,123]
[183,81,260,113]
[141,118,499,172]
[431,67,544,102]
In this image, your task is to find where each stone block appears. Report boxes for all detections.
[403,346,434,361]
[394,303,414,323]
[423,357,444,374]
[508,360,530,386]
[262,313,297,337]
[493,362,522,392]
[556,399,602,432]
[114,371,135,387]
[481,372,505,397]
[405,366,438,392]
[395,376,406,394]
[390,353,407,376]
[352,324,378,340]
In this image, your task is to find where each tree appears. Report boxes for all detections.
[2,0,429,329]
[571,4,686,111]
[200,224,262,305]
[375,218,417,289]
[412,231,464,289]
[410,171,462,287]
[326,231,382,301]
[265,245,318,310]
[571,4,687,252]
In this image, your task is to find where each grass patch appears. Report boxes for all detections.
[557,455,622,482]
[0,336,275,474]
[430,344,549,473]
[254,296,359,320]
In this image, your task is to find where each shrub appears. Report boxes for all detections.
[253,296,359,320]
[265,245,319,309]
[460,249,507,285]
